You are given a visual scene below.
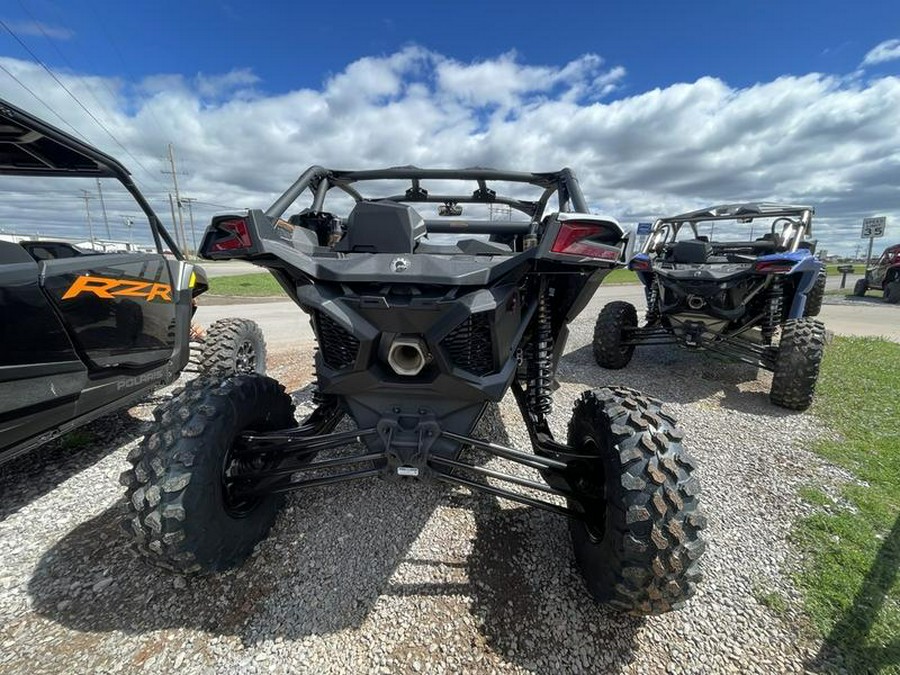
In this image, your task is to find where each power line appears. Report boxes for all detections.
[17,0,114,126]
[0,18,162,192]
[0,61,87,140]
[83,0,170,143]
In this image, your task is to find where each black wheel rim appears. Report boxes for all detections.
[577,435,608,542]
[234,339,257,373]
[221,435,262,517]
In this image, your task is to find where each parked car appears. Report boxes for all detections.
[594,203,827,410]
[854,243,900,303]
[0,98,264,464]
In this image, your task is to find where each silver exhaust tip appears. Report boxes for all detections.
[388,337,428,376]
[687,294,706,310]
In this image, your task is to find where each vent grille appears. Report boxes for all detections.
[315,312,359,369]
[442,313,494,376]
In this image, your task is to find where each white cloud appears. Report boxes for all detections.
[862,38,900,66]
[0,49,898,255]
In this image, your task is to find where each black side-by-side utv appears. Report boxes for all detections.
[122,167,706,614]
[0,98,265,464]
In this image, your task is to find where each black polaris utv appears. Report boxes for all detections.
[0,98,265,464]
[594,203,826,410]
[854,243,900,303]
[122,166,706,615]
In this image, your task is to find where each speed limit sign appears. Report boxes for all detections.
[861,217,886,238]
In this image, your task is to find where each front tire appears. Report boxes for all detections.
[121,375,295,574]
[804,269,826,317]
[593,301,638,369]
[769,318,826,411]
[566,387,706,615]
[884,280,900,304]
[198,318,267,375]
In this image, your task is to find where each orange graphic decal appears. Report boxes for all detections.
[62,275,172,302]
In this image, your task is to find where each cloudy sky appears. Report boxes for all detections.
[1,1,899,256]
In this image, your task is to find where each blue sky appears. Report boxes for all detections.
[0,1,899,254]
[5,1,898,97]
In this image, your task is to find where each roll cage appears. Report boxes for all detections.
[641,203,815,257]
[266,166,590,226]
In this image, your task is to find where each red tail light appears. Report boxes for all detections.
[551,222,620,260]
[209,218,252,252]
[754,260,795,274]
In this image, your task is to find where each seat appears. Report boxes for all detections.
[671,240,712,264]
[334,201,425,254]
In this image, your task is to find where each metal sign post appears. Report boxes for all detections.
[861,216,886,269]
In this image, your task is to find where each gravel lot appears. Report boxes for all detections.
[0,306,859,674]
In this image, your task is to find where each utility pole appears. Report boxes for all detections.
[162,143,187,252]
[168,193,180,251]
[181,197,198,257]
[81,190,95,249]
[96,178,111,239]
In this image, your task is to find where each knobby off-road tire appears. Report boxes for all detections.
[884,280,900,304]
[566,387,706,615]
[769,318,826,411]
[593,301,638,370]
[804,269,827,317]
[853,278,868,297]
[198,318,267,375]
[121,374,295,573]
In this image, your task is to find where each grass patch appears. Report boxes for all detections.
[208,273,286,297]
[603,268,638,284]
[799,486,833,508]
[753,583,790,616]
[794,336,900,673]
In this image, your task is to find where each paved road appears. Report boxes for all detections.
[196,274,899,349]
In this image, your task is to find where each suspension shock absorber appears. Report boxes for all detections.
[761,278,783,345]
[645,274,660,325]
[527,281,554,419]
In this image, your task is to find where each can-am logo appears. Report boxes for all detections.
[62,275,172,302]
[390,257,410,273]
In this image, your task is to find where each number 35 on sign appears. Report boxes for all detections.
[861,217,886,238]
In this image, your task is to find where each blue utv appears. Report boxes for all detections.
[593,203,827,410]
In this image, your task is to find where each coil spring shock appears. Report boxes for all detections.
[761,279,783,345]
[528,284,554,418]
[645,274,660,325]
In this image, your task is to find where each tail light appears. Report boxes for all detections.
[207,218,252,253]
[551,221,620,260]
[754,260,795,274]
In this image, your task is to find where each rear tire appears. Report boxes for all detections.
[566,387,705,615]
[853,278,868,297]
[769,318,826,411]
[121,375,295,574]
[884,280,900,304]
[804,269,826,317]
[593,301,638,369]
[198,318,267,375]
